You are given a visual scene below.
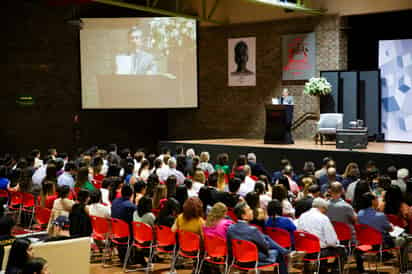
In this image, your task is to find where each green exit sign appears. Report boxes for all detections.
[16,95,35,106]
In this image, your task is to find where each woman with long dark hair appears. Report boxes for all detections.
[352,180,372,212]
[133,196,156,226]
[6,238,33,274]
[22,257,49,274]
[69,189,92,238]
[156,198,180,227]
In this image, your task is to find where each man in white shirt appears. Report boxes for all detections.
[166,158,185,185]
[392,168,408,193]
[57,162,77,189]
[238,165,256,197]
[296,197,346,273]
[32,164,47,186]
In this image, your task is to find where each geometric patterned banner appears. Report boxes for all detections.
[379,39,412,142]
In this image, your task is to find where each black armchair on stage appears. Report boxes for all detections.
[264,104,294,144]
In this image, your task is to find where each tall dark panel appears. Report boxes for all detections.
[340,72,358,128]
[320,71,339,113]
[359,70,380,137]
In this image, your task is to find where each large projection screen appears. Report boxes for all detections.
[80,18,198,109]
[379,39,412,142]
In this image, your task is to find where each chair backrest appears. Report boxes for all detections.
[265,227,292,249]
[354,224,382,246]
[35,206,51,225]
[332,221,352,242]
[231,239,258,263]
[178,230,200,253]
[227,208,238,222]
[318,113,343,130]
[132,221,154,243]
[294,230,321,254]
[22,192,36,207]
[386,214,406,228]
[90,215,110,240]
[156,225,176,247]
[204,235,227,258]
[9,192,22,206]
[0,189,8,198]
[111,218,130,239]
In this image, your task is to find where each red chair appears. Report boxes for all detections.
[156,225,177,273]
[8,191,23,223]
[354,224,400,272]
[199,235,228,274]
[21,193,36,228]
[386,214,407,228]
[177,230,202,274]
[93,174,105,189]
[265,227,292,249]
[110,218,131,271]
[294,230,342,274]
[332,221,353,255]
[90,215,112,266]
[33,206,51,231]
[125,222,155,273]
[0,189,8,199]
[229,239,280,274]
[227,208,238,222]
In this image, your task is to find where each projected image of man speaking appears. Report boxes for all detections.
[116,26,157,75]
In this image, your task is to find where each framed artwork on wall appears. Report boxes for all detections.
[282,32,316,81]
[228,37,256,86]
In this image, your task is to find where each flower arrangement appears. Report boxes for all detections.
[148,18,196,57]
[303,77,332,96]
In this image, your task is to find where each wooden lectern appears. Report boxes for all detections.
[264,104,294,144]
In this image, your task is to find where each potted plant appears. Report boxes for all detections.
[303,77,332,96]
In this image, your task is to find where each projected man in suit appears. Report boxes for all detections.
[231,41,254,76]
[128,26,157,74]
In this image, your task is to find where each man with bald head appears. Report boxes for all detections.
[326,182,357,240]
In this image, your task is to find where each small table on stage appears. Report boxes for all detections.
[264,104,294,144]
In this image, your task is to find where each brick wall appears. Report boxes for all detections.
[167,15,347,140]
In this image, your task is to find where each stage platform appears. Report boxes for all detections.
[160,139,412,173]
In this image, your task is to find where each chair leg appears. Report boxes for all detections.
[122,245,132,272]
[197,256,205,274]
[194,252,201,274]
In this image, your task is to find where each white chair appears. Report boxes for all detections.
[316,113,343,144]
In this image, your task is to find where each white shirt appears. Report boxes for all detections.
[32,165,47,185]
[188,188,198,198]
[346,179,360,201]
[238,176,256,197]
[100,188,110,205]
[392,179,407,193]
[192,182,204,194]
[296,208,339,248]
[282,199,295,217]
[89,203,111,219]
[157,165,170,182]
[259,194,272,211]
[198,162,215,174]
[34,157,43,169]
[57,172,75,189]
[167,168,186,185]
